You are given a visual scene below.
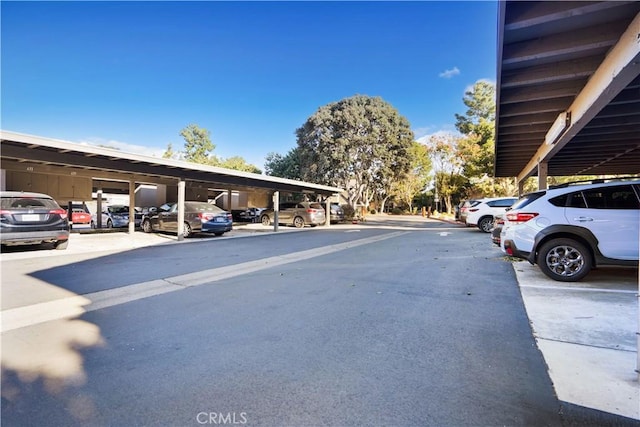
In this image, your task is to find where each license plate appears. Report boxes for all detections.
[21,214,41,221]
[215,217,226,222]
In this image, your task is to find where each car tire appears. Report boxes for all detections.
[55,240,69,250]
[293,216,305,228]
[183,222,192,238]
[142,219,152,233]
[478,216,494,233]
[537,238,592,282]
[261,215,270,226]
[107,219,113,228]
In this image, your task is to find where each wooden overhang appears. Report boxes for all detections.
[495,1,640,182]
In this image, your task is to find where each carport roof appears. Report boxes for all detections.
[0,130,342,195]
[495,1,640,181]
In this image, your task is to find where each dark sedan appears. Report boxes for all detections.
[141,201,233,237]
[0,191,70,250]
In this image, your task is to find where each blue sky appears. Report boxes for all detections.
[1,1,497,171]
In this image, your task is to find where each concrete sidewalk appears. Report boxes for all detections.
[513,261,639,421]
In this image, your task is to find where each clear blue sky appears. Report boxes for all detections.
[1,1,497,171]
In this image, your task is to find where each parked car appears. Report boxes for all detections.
[458,199,479,223]
[330,203,345,224]
[501,178,640,282]
[0,191,70,250]
[141,201,233,237]
[491,214,504,246]
[260,202,326,228]
[464,197,517,232]
[237,207,266,223]
[66,203,91,225]
[91,205,137,229]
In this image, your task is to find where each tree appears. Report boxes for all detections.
[428,133,468,213]
[264,148,302,180]
[296,95,414,210]
[162,124,261,173]
[219,156,262,174]
[386,141,432,213]
[181,124,217,164]
[455,80,495,178]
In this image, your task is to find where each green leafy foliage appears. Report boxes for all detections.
[295,95,414,209]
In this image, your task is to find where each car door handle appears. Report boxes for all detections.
[573,216,593,222]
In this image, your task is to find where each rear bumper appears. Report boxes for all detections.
[502,239,532,263]
[201,222,233,233]
[1,229,69,245]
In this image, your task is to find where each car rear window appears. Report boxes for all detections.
[309,203,324,210]
[187,203,223,212]
[511,191,546,210]
[1,196,60,209]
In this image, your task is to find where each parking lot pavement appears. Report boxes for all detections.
[513,261,640,421]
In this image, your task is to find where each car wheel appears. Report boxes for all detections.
[183,222,192,238]
[293,216,305,228]
[261,215,270,226]
[107,219,113,228]
[537,238,592,282]
[478,216,494,233]
[54,240,69,250]
[142,219,152,233]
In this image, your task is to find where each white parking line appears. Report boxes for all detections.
[520,284,637,294]
[1,231,408,333]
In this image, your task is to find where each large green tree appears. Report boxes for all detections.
[296,95,414,209]
[386,141,432,213]
[264,148,301,180]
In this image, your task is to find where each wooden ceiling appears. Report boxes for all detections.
[495,1,640,180]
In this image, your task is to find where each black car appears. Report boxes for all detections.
[0,191,70,250]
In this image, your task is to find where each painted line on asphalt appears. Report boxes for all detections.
[1,231,408,333]
[520,284,637,295]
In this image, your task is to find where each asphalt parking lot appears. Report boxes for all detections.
[1,214,638,424]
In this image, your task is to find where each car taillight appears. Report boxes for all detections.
[307,209,317,213]
[198,212,214,221]
[50,209,68,219]
[505,212,538,223]
[469,208,479,212]
[226,213,233,220]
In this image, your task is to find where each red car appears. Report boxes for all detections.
[65,204,92,225]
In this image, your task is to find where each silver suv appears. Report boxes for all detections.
[260,202,326,228]
[501,178,640,282]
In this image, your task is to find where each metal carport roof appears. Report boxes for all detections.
[495,1,640,182]
[0,130,342,196]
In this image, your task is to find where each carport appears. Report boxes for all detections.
[0,130,342,238]
[495,1,639,378]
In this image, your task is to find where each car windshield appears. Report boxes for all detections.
[1,196,59,209]
[108,206,129,214]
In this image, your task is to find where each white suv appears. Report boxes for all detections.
[464,197,517,233]
[500,178,640,282]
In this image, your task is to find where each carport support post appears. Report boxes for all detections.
[96,189,103,228]
[637,227,640,380]
[128,180,135,234]
[273,191,279,232]
[325,197,331,227]
[177,180,185,241]
[538,161,548,190]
